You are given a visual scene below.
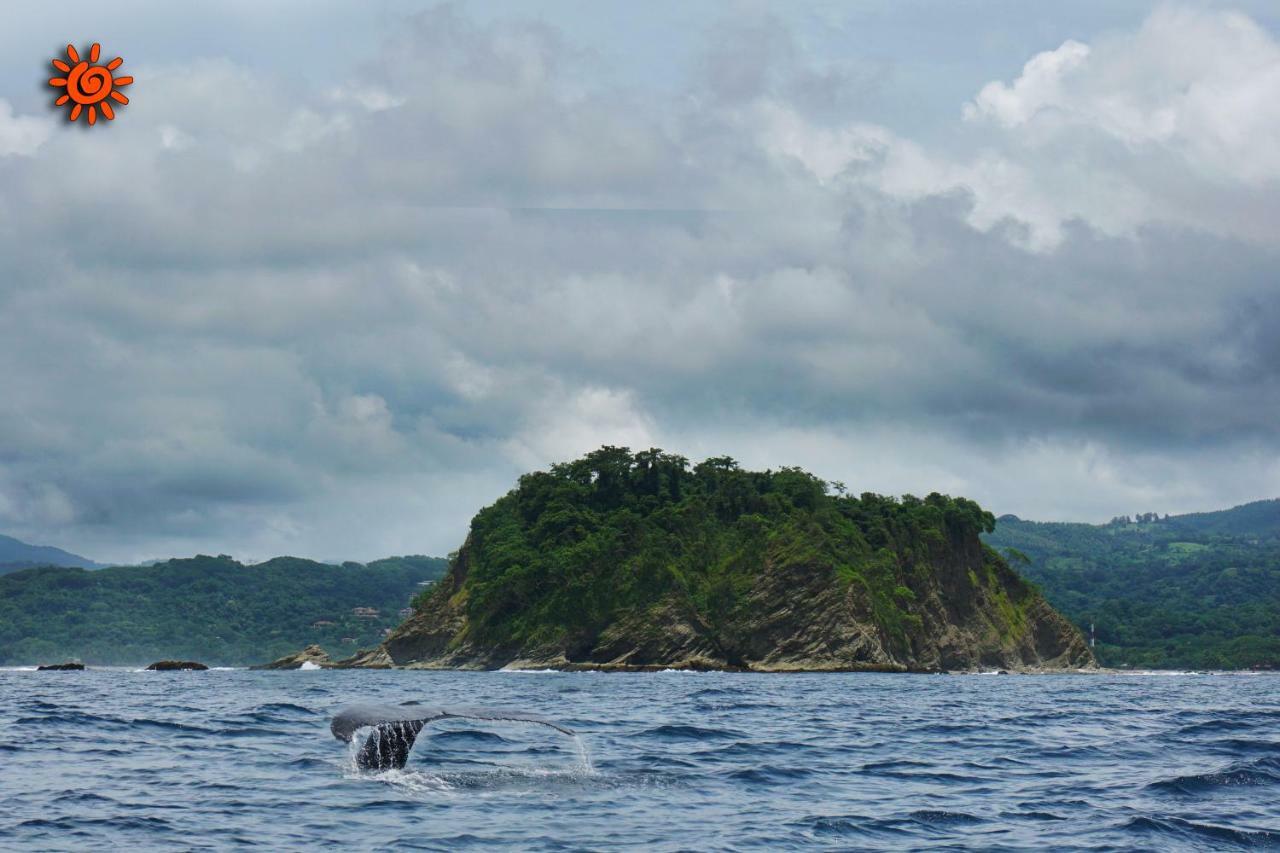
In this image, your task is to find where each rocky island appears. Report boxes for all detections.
[360,448,1094,672]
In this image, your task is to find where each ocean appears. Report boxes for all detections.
[1,669,1277,850]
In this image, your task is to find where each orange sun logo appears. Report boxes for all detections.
[49,43,132,126]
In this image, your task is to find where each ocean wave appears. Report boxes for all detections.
[255,702,318,716]
[17,815,174,831]
[1126,815,1280,846]
[283,757,333,770]
[792,814,911,838]
[634,723,741,741]
[14,710,215,735]
[52,791,119,805]
[906,810,985,826]
[725,765,812,785]
[1207,738,1280,754]
[1001,810,1067,821]
[860,758,933,772]
[1177,717,1272,736]
[688,687,745,698]
[1148,757,1280,795]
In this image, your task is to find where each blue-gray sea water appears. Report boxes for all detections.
[1,669,1278,851]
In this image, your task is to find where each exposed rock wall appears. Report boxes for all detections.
[375,536,1093,673]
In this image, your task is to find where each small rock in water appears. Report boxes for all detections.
[146,660,209,671]
[250,644,333,670]
[36,662,85,671]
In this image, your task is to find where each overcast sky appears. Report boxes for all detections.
[2,1,1278,563]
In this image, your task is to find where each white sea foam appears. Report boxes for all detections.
[1115,669,1208,676]
[298,661,321,670]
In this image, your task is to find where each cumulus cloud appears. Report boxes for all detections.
[0,5,1277,561]
[965,8,1280,178]
[0,99,52,156]
[964,40,1092,128]
[955,7,1280,242]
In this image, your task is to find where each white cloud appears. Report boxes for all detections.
[967,9,1280,180]
[964,40,1092,128]
[504,386,658,472]
[0,100,52,157]
[755,8,1280,250]
[953,7,1280,245]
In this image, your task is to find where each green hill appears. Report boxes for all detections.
[377,447,1091,672]
[0,554,447,666]
[984,501,1280,670]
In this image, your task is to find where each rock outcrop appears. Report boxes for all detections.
[37,662,84,671]
[146,660,209,671]
[330,646,395,668]
[380,534,1093,672]
[250,644,332,670]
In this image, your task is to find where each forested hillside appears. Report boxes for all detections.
[985,501,1280,669]
[0,554,447,665]
[384,447,1091,671]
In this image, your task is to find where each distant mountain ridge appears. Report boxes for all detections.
[0,533,102,575]
[985,499,1280,670]
[998,498,1280,540]
[1158,498,1280,539]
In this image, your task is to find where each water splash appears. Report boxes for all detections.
[572,733,594,774]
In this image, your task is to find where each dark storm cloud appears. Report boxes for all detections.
[0,5,1277,560]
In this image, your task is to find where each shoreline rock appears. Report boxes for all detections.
[37,662,85,671]
[146,660,209,671]
[249,644,333,670]
[374,547,1095,674]
[400,658,1101,674]
[330,646,395,668]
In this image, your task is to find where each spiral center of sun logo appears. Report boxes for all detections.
[49,43,132,125]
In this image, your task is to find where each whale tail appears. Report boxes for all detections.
[331,703,575,770]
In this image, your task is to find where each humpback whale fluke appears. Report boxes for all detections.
[331,703,575,770]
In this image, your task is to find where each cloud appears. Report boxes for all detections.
[753,7,1280,248]
[0,5,1277,561]
[0,100,52,156]
[964,40,1092,128]
[965,8,1280,179]
[956,7,1280,242]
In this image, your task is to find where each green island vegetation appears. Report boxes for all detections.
[0,554,446,666]
[984,500,1280,670]
[425,445,1057,668]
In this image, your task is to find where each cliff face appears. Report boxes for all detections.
[378,448,1093,672]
